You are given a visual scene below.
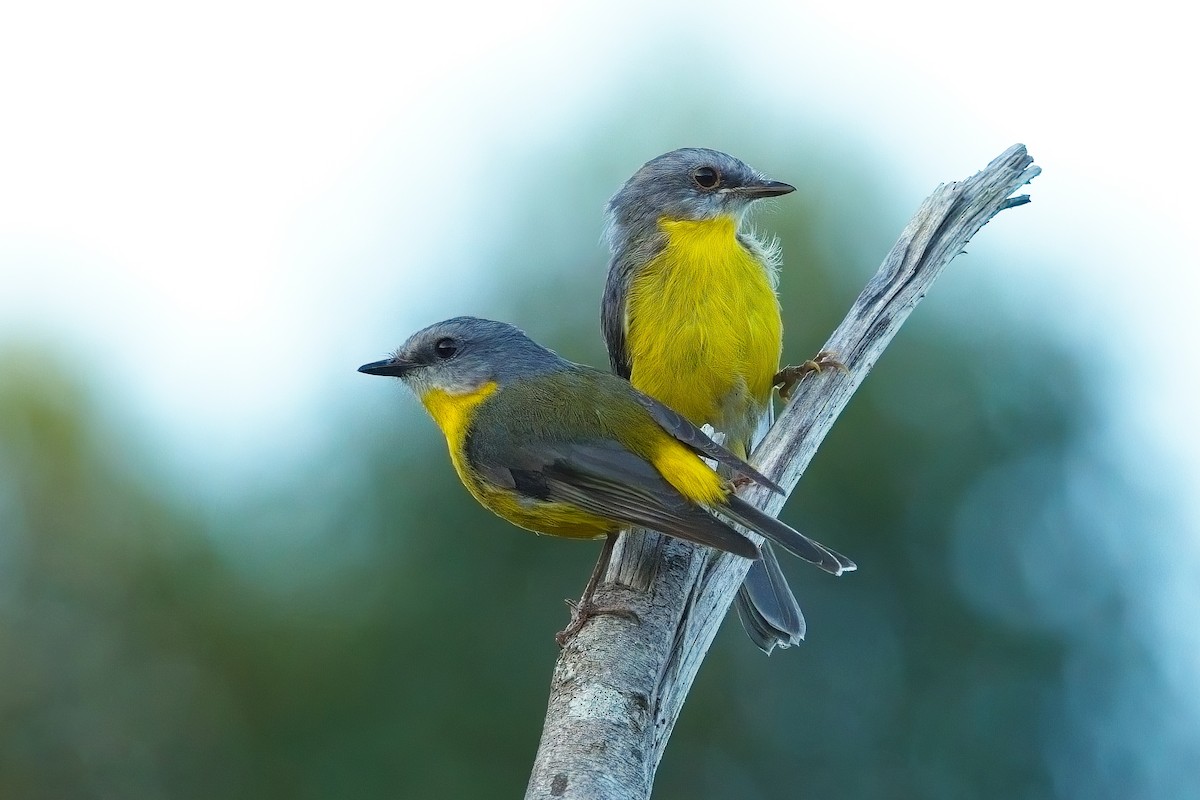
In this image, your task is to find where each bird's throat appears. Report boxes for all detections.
[420,383,499,469]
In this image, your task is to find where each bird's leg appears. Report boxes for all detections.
[729,474,754,492]
[555,532,640,647]
[773,350,849,403]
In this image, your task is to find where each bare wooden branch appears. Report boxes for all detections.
[524,145,1041,800]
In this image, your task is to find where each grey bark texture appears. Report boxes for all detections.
[524,145,1041,800]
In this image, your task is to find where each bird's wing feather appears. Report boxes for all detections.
[476,437,760,560]
[600,263,632,378]
[631,391,783,494]
[721,495,857,576]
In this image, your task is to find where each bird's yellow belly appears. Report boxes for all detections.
[472,484,618,540]
[625,217,782,440]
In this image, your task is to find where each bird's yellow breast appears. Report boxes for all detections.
[625,216,782,440]
[420,382,499,480]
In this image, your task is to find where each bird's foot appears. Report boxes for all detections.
[773,351,848,402]
[555,598,640,647]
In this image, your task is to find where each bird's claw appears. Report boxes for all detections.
[773,351,848,402]
[555,598,640,647]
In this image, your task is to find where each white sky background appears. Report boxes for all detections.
[0,1,1193,524]
[1,0,1195,492]
[2,0,1198,791]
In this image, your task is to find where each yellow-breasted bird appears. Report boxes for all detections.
[603,148,840,652]
[359,317,854,643]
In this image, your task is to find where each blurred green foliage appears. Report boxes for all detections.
[0,128,1177,800]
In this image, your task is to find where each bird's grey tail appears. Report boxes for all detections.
[728,410,809,653]
[729,406,801,652]
[734,542,805,653]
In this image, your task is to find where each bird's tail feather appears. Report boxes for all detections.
[734,543,806,653]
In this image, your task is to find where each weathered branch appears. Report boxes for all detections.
[524,145,1041,800]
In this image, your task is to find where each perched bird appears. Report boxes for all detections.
[359,317,853,643]
[603,148,842,652]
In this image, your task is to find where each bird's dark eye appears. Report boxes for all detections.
[434,338,458,359]
[692,166,720,189]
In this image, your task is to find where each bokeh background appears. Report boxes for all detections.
[2,1,1198,798]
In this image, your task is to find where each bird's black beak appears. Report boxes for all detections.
[358,357,414,377]
[729,179,796,199]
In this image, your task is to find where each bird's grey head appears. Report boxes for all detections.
[358,316,567,396]
[603,148,794,249]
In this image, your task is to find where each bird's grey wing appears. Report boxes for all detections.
[601,260,633,378]
[630,390,783,494]
[721,495,856,575]
[472,436,760,560]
